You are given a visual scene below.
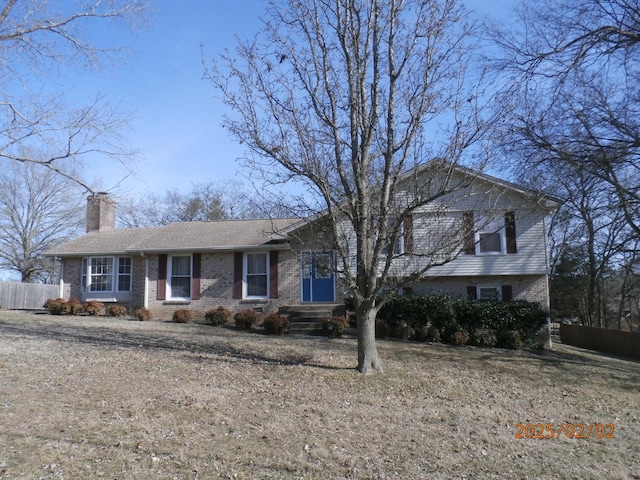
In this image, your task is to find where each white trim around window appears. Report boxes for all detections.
[477,285,501,301]
[167,254,192,300]
[244,252,269,299]
[82,256,132,293]
[475,217,506,255]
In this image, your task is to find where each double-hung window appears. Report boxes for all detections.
[477,285,501,301]
[245,253,268,298]
[168,255,191,299]
[464,211,517,255]
[82,257,132,292]
[476,217,505,255]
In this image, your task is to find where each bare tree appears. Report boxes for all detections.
[207,0,492,373]
[491,0,640,237]
[0,0,148,190]
[488,0,640,329]
[116,180,279,227]
[0,159,84,282]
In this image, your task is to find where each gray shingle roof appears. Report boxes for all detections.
[45,218,300,257]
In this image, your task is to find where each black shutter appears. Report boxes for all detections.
[269,251,279,298]
[501,285,513,302]
[403,215,414,253]
[191,253,201,300]
[157,254,167,300]
[463,211,475,255]
[505,211,517,254]
[466,285,477,299]
[233,252,243,299]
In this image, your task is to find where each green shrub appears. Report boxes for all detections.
[205,306,231,326]
[106,305,127,317]
[470,329,498,347]
[392,321,415,341]
[83,300,104,316]
[234,309,258,330]
[425,325,441,343]
[376,293,548,349]
[262,314,290,335]
[172,308,192,323]
[322,316,350,338]
[134,308,152,321]
[506,301,548,344]
[44,298,69,315]
[496,330,522,349]
[414,325,430,342]
[375,318,390,338]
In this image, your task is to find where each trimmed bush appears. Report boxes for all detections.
[67,298,83,315]
[378,293,548,348]
[450,328,470,346]
[205,306,231,326]
[505,300,548,344]
[470,329,498,347]
[375,318,390,338]
[172,308,192,323]
[44,298,69,315]
[134,308,152,321]
[262,314,290,335]
[425,325,441,343]
[414,325,430,342]
[392,321,415,341]
[497,330,522,349]
[234,309,258,330]
[106,305,127,317]
[322,316,350,338]
[83,300,104,316]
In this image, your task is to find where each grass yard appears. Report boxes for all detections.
[0,311,638,480]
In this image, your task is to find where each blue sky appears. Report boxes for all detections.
[70,0,513,195]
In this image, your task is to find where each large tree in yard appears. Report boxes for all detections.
[0,159,84,282]
[491,0,640,238]
[208,0,492,373]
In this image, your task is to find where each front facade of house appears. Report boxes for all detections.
[46,167,560,319]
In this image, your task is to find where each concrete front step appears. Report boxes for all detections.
[279,304,346,335]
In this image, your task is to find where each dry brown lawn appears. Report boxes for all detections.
[0,310,638,480]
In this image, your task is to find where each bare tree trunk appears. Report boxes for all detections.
[356,307,383,374]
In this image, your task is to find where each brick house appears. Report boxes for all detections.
[45,164,560,319]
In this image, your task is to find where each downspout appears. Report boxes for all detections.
[142,252,149,309]
[58,258,64,299]
[543,216,553,350]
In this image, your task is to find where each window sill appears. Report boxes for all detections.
[163,300,192,306]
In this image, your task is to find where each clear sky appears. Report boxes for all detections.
[68,0,514,196]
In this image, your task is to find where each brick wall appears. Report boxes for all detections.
[411,274,549,306]
[145,250,301,320]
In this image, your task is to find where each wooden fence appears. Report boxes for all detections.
[560,323,640,361]
[0,282,60,310]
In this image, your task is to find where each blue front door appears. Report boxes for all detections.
[301,252,335,302]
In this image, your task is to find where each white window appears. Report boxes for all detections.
[245,253,268,298]
[168,255,191,299]
[82,257,132,292]
[475,217,505,255]
[477,285,501,301]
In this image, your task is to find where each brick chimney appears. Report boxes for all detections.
[86,193,116,232]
